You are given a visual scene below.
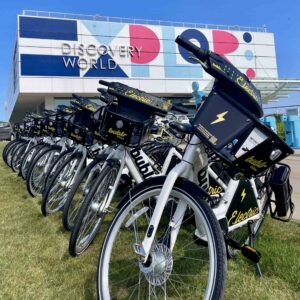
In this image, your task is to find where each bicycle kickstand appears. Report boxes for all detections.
[247,220,263,277]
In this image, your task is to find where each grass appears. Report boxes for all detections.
[0,141,300,299]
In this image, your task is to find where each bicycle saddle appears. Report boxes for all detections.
[169,122,193,134]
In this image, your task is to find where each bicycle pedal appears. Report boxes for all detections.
[241,245,261,263]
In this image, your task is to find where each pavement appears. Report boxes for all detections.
[283,153,300,221]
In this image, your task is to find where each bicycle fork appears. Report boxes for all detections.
[134,136,207,262]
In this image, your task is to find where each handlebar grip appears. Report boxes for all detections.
[175,35,209,62]
[99,80,110,86]
[71,93,82,101]
[99,95,111,104]
[97,88,107,93]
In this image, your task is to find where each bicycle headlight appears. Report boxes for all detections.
[270,149,282,161]
[116,120,124,129]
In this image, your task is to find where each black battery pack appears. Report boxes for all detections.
[269,164,293,217]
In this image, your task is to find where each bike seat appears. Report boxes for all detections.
[169,122,193,134]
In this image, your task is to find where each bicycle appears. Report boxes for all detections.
[96,36,294,299]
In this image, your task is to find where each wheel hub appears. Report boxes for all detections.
[139,243,173,286]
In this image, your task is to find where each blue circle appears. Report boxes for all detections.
[245,50,254,61]
[178,29,209,64]
[243,32,252,43]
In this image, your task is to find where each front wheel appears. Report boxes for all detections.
[62,154,108,231]
[69,160,120,256]
[97,177,227,300]
[41,154,84,216]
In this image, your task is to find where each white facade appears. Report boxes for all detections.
[5,13,278,121]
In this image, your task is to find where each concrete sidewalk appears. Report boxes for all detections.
[293,148,300,156]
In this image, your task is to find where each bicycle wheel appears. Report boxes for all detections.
[2,139,18,164]
[6,140,23,167]
[19,144,45,180]
[41,153,84,216]
[26,146,59,197]
[62,154,108,231]
[69,160,120,256]
[43,148,74,192]
[97,176,226,300]
[11,142,28,172]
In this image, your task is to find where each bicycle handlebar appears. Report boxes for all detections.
[99,80,110,87]
[175,35,209,62]
[171,105,188,114]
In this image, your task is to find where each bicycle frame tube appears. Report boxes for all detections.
[161,146,182,175]
[137,135,205,260]
[137,134,265,260]
[69,145,88,186]
[97,144,184,217]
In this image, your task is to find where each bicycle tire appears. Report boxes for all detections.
[43,148,74,193]
[11,142,28,172]
[26,146,59,197]
[6,140,24,167]
[69,160,120,256]
[97,176,226,300]
[62,154,108,231]
[2,139,19,164]
[41,153,84,216]
[19,144,46,180]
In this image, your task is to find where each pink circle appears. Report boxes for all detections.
[246,68,256,78]
[129,25,160,64]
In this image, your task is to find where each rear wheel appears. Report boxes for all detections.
[69,160,120,256]
[97,177,227,299]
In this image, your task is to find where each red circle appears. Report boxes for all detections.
[246,68,256,79]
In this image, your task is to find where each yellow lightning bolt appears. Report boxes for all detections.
[210,111,228,124]
[241,188,246,202]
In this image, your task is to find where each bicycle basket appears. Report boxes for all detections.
[24,120,34,137]
[193,91,294,177]
[67,108,100,145]
[33,118,46,136]
[100,103,154,147]
[46,115,64,137]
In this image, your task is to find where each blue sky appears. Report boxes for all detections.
[1,0,299,120]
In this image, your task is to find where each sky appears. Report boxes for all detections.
[0,0,300,120]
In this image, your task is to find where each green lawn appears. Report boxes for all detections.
[0,142,300,299]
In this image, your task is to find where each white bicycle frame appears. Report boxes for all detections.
[59,143,88,189]
[135,135,267,261]
[88,143,182,215]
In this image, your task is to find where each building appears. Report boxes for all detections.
[4,10,300,121]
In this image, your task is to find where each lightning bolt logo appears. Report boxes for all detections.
[211,111,228,124]
[241,188,246,202]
